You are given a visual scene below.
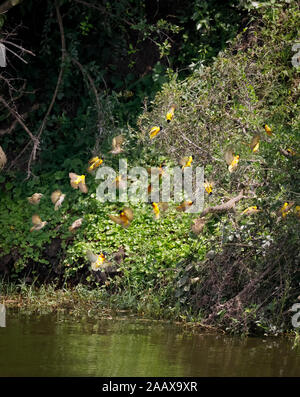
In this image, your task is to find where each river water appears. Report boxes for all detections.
[0,311,299,377]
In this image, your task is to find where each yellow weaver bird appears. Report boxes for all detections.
[69,218,83,233]
[264,124,273,136]
[149,126,162,139]
[179,156,193,169]
[51,190,66,211]
[204,180,214,196]
[166,105,176,123]
[176,200,193,212]
[86,250,110,272]
[109,207,134,228]
[152,202,160,220]
[30,214,47,232]
[87,156,103,173]
[279,202,294,218]
[250,135,260,153]
[225,149,240,173]
[110,135,125,154]
[151,202,168,220]
[69,173,88,193]
[241,206,260,215]
[287,148,297,156]
[27,193,43,205]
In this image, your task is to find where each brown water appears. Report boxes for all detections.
[0,311,299,377]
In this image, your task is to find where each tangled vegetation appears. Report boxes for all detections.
[0,0,299,335]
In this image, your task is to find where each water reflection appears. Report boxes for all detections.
[0,311,299,377]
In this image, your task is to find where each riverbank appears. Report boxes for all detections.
[0,281,218,333]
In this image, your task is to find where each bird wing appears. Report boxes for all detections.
[224,149,234,165]
[51,190,61,204]
[112,135,124,149]
[78,182,88,193]
[32,214,42,225]
[86,250,98,264]
[123,207,134,221]
[250,135,260,149]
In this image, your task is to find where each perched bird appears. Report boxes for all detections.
[27,193,43,205]
[68,218,83,233]
[109,135,125,154]
[241,206,260,215]
[286,148,297,156]
[109,207,134,228]
[30,214,47,232]
[204,180,214,196]
[176,200,193,212]
[166,105,176,123]
[250,135,260,153]
[264,124,273,136]
[51,190,66,211]
[149,126,162,139]
[69,173,88,193]
[225,149,240,173]
[86,250,110,272]
[278,202,294,218]
[191,217,206,235]
[87,156,103,173]
[179,156,193,169]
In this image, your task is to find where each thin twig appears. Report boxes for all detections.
[1,40,36,57]
[0,96,37,143]
[70,56,103,132]
[5,45,28,63]
[0,104,39,136]
[181,132,221,162]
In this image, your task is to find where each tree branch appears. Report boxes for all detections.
[0,104,39,136]
[0,96,37,143]
[70,56,104,134]
[199,190,245,217]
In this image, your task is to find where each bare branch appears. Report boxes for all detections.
[0,104,39,136]
[0,96,37,143]
[1,40,36,57]
[199,190,245,217]
[5,45,28,63]
[70,56,103,134]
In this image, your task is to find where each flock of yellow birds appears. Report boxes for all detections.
[27,105,299,271]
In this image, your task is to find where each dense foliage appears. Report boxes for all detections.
[0,0,299,334]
